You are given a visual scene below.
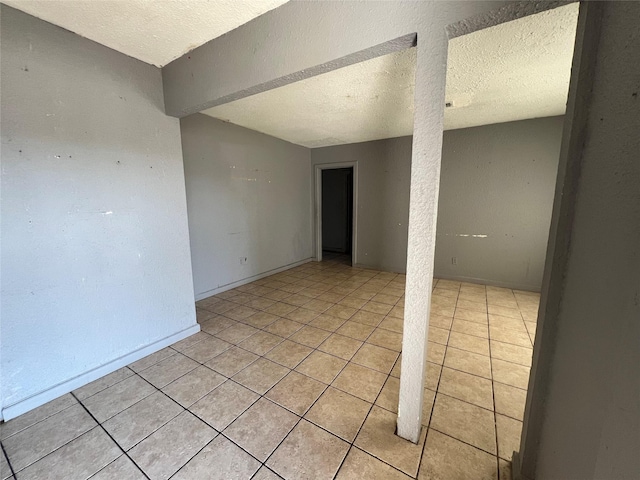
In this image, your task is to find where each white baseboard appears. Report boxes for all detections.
[195,258,314,301]
[1,324,201,421]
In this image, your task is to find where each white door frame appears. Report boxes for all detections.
[314,162,358,265]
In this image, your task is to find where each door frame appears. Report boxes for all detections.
[314,162,358,265]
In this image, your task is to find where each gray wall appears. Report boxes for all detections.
[436,116,564,291]
[180,114,313,300]
[0,6,197,418]
[520,3,640,478]
[312,137,412,273]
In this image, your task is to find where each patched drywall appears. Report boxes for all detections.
[312,138,412,273]
[436,117,564,291]
[201,3,577,147]
[0,6,197,418]
[180,114,312,300]
[2,0,289,67]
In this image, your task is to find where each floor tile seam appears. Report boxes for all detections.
[0,399,80,443]
[416,287,456,478]
[1,441,16,479]
[485,293,502,476]
[74,393,154,480]
[428,425,500,460]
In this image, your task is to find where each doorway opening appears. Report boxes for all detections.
[315,162,357,266]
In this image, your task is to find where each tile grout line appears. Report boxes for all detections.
[486,287,502,477]
[70,392,152,480]
[1,441,17,479]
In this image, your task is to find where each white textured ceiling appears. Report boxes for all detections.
[203,3,579,148]
[2,0,289,67]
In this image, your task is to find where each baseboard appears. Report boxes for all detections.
[1,324,200,421]
[195,257,313,301]
[435,273,541,293]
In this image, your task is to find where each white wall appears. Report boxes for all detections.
[0,6,198,419]
[180,114,313,300]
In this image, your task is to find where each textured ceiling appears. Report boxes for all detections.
[203,3,579,148]
[2,0,289,67]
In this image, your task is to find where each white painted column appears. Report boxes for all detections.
[397,31,449,443]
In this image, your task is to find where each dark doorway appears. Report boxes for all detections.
[321,168,353,262]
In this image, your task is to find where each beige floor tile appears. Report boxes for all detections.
[233,358,290,394]
[388,305,405,319]
[265,302,297,316]
[0,394,77,441]
[438,367,494,410]
[493,382,527,421]
[332,363,387,403]
[173,435,260,480]
[422,389,436,426]
[266,371,326,415]
[190,380,259,430]
[488,305,522,319]
[102,391,182,450]
[336,321,375,341]
[224,398,298,461]
[318,292,347,304]
[375,376,399,413]
[425,362,442,391]
[428,326,449,345]
[304,298,334,313]
[338,296,368,309]
[492,358,531,389]
[17,428,120,480]
[336,447,413,479]
[456,299,487,313]
[453,308,488,325]
[285,307,321,323]
[129,347,176,373]
[457,292,487,304]
[379,316,403,333]
[242,311,279,329]
[490,326,532,347]
[430,304,455,317]
[83,375,156,422]
[253,466,281,480]
[318,334,363,360]
[418,429,498,480]
[354,406,426,477]
[238,331,284,355]
[452,318,489,338]
[4,404,96,472]
[73,367,133,401]
[171,332,211,353]
[444,347,492,379]
[350,310,385,327]
[427,342,446,364]
[264,318,305,337]
[496,414,522,461]
[199,316,237,335]
[490,341,533,367]
[326,304,358,320]
[215,323,259,344]
[138,353,200,389]
[361,301,393,316]
[308,313,346,332]
[372,293,400,305]
[1,450,11,480]
[448,331,490,356]
[224,306,259,322]
[91,455,146,480]
[521,309,539,323]
[264,340,313,368]
[288,325,331,348]
[161,366,225,407]
[205,346,258,377]
[295,351,347,384]
[430,394,496,455]
[368,328,403,351]
[180,336,232,363]
[432,294,457,308]
[129,411,216,480]
[433,287,458,298]
[305,387,371,442]
[245,296,276,311]
[429,314,453,329]
[352,343,399,374]
[489,314,527,331]
[267,420,349,480]
[224,398,299,462]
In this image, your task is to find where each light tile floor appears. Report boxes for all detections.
[0,255,539,480]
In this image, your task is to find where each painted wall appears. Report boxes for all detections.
[436,116,563,291]
[0,6,197,418]
[180,114,312,300]
[520,3,640,478]
[312,137,412,273]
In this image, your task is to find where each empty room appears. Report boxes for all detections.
[1,2,638,480]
